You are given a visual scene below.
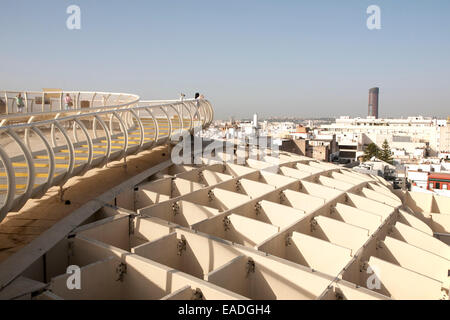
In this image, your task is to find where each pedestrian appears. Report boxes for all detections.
[194,92,200,120]
[64,93,73,110]
[180,93,185,102]
[16,93,25,113]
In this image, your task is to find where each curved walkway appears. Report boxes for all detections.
[0,90,213,221]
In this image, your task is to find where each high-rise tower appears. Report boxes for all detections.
[368,87,379,118]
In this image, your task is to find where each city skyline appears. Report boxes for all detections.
[0,1,449,304]
[1,0,450,119]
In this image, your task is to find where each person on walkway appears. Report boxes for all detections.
[16,93,25,113]
[180,93,185,102]
[64,93,73,110]
[194,93,201,120]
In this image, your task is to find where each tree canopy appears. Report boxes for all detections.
[379,139,394,164]
[362,140,394,164]
[362,143,379,162]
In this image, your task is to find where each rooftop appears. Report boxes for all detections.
[0,147,448,300]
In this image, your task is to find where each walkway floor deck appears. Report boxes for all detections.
[0,145,170,263]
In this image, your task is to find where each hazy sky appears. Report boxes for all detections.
[1,0,449,119]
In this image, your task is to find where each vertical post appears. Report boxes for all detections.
[103,94,111,107]
[24,92,29,113]
[41,92,45,112]
[76,92,81,109]
[0,145,16,221]
[402,166,407,191]
[4,92,8,115]
[91,93,97,108]
[180,105,183,129]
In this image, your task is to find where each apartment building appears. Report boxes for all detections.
[321,116,449,160]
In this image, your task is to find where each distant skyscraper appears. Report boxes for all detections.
[368,87,379,118]
[253,113,259,129]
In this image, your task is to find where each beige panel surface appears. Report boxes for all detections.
[430,213,450,233]
[50,257,122,300]
[202,170,233,186]
[1,146,447,301]
[225,214,279,247]
[173,179,205,196]
[258,171,298,188]
[300,181,342,201]
[365,257,443,300]
[288,232,352,276]
[279,166,312,180]
[77,216,130,251]
[391,222,450,260]
[318,175,354,191]
[432,195,450,214]
[335,282,390,300]
[213,188,252,210]
[378,236,450,283]
[313,216,369,254]
[346,193,393,219]
[360,188,402,208]
[330,171,361,185]
[133,217,173,244]
[333,203,382,234]
[238,179,276,198]
[283,190,325,213]
[160,285,193,300]
[258,200,305,229]
[398,210,433,235]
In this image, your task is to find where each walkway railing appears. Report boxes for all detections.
[0,90,140,115]
[0,91,213,222]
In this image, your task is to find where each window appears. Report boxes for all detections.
[435,183,441,190]
[443,184,448,190]
[429,183,433,189]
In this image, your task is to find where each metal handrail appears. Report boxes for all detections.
[0,92,214,222]
[0,90,140,117]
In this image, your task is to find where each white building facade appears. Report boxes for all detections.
[320,116,449,161]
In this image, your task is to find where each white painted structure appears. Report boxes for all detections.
[321,116,449,158]
[0,148,448,300]
[253,114,258,129]
[0,90,214,222]
[405,162,450,197]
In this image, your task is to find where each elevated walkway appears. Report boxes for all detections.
[0,90,213,222]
